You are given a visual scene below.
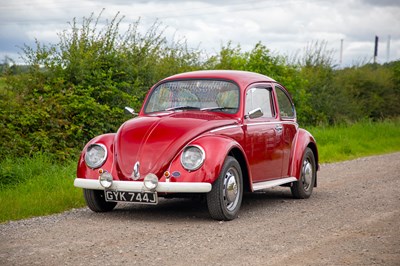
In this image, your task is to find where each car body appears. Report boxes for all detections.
[74,70,319,220]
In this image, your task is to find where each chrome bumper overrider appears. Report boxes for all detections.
[74,178,212,193]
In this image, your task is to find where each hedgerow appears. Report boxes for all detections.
[1,11,399,161]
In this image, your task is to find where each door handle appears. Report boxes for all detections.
[275,124,283,132]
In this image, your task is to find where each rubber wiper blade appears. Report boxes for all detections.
[201,107,237,111]
[165,106,201,111]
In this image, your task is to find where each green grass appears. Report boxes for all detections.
[0,155,85,223]
[1,119,399,223]
[307,118,400,163]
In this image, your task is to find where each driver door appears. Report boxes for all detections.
[243,85,284,182]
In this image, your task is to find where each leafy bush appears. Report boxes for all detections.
[1,12,201,160]
[1,11,399,161]
[334,63,400,121]
[292,42,400,125]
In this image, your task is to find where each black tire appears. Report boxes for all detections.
[207,156,243,221]
[83,189,117,212]
[291,147,316,199]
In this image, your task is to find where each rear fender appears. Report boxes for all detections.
[165,135,246,184]
[289,129,319,182]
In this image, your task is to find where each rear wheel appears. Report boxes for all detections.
[83,189,117,212]
[291,148,316,199]
[207,156,243,221]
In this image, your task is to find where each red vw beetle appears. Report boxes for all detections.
[74,70,318,220]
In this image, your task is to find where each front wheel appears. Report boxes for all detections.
[291,147,316,199]
[83,189,117,212]
[207,156,243,221]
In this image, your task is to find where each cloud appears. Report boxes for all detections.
[0,0,399,66]
[361,0,400,7]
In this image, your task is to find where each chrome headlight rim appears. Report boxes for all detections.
[84,143,108,169]
[180,145,206,171]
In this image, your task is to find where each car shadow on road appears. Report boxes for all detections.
[101,197,211,221]
[86,187,302,222]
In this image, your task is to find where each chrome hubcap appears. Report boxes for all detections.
[223,167,240,211]
[302,159,313,191]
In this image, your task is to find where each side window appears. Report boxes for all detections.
[276,87,295,118]
[245,87,274,118]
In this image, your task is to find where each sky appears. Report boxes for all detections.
[1,0,399,67]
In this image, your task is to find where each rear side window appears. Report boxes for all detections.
[276,87,295,118]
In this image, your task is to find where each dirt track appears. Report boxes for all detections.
[1,152,399,266]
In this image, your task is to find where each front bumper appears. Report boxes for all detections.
[74,178,212,193]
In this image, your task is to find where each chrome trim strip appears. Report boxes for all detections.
[210,121,298,130]
[74,178,212,193]
[252,177,297,191]
[246,121,280,126]
[210,125,240,133]
[246,121,298,127]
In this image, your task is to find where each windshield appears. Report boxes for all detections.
[144,80,240,114]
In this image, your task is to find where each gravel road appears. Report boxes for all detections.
[1,152,399,266]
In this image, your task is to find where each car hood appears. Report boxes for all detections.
[114,112,236,179]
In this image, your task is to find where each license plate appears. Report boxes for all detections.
[104,190,158,205]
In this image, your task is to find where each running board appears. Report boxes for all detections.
[252,177,297,191]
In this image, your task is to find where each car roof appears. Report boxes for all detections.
[162,70,276,88]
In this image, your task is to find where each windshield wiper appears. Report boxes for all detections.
[165,106,201,111]
[200,107,237,111]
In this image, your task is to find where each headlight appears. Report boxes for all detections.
[85,143,107,169]
[181,145,205,171]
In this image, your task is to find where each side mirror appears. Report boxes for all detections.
[124,106,138,116]
[247,108,263,119]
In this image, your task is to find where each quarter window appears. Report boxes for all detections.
[276,87,295,118]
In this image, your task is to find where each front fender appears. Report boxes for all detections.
[76,133,116,180]
[165,135,244,184]
[289,129,319,180]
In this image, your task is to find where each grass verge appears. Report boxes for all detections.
[0,155,84,223]
[307,118,400,163]
[1,119,399,223]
